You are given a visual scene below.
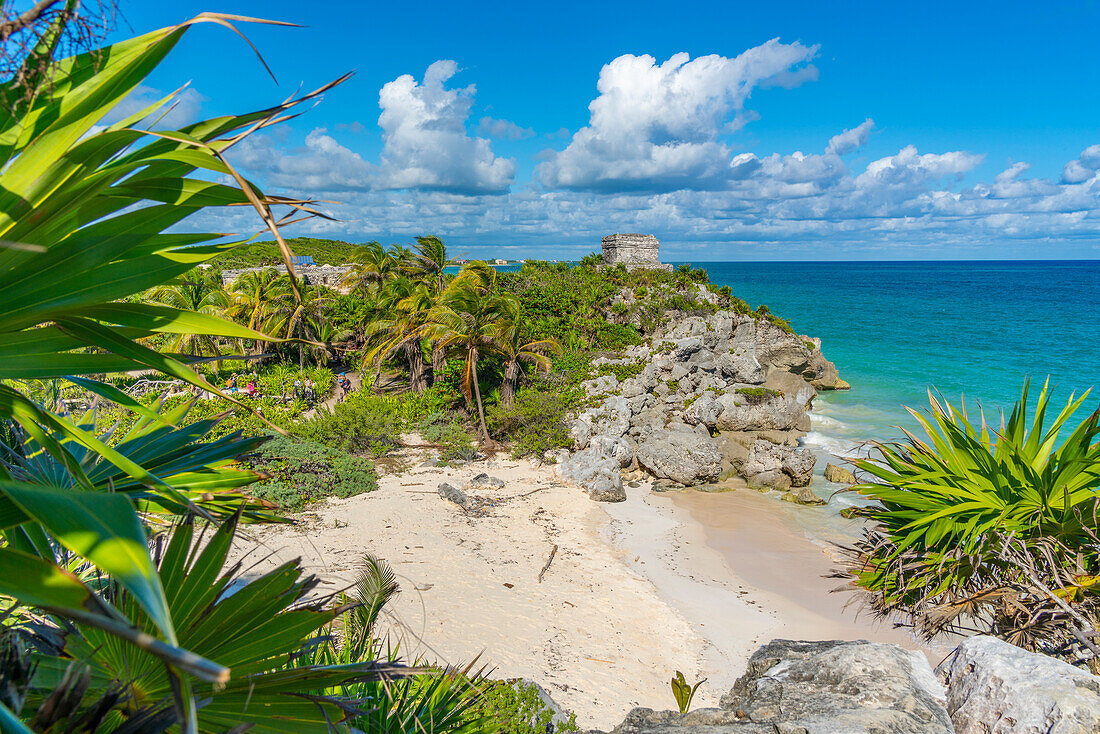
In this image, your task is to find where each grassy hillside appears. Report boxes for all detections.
[210,237,364,271]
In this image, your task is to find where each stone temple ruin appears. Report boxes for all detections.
[600,233,672,271]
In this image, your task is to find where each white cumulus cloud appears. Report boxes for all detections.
[477,117,535,140]
[826,118,875,155]
[537,40,819,192]
[377,60,516,194]
[232,127,374,192]
[1061,144,1100,184]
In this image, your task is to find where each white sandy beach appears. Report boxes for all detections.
[230,444,943,730]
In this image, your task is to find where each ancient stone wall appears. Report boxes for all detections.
[600,233,672,271]
[221,264,353,294]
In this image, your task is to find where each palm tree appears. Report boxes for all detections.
[410,235,455,294]
[495,294,561,407]
[145,269,230,357]
[341,240,398,293]
[409,236,457,378]
[311,320,355,365]
[423,267,507,443]
[269,280,333,368]
[363,276,434,392]
[225,268,285,354]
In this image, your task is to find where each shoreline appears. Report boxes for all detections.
[598,482,955,708]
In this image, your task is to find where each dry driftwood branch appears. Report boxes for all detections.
[538,544,558,583]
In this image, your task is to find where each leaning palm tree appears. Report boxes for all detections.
[363,276,434,392]
[409,235,455,294]
[268,280,333,368]
[423,267,508,443]
[407,236,457,377]
[145,270,231,358]
[495,294,561,406]
[311,319,355,365]
[341,240,398,294]
[225,267,286,353]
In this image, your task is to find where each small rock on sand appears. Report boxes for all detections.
[469,472,506,489]
[437,482,470,508]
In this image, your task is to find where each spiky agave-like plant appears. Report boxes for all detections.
[841,379,1100,665]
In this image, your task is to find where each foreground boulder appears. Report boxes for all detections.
[609,639,951,734]
[636,427,723,486]
[824,462,857,484]
[937,635,1100,733]
[741,440,815,490]
[557,447,626,502]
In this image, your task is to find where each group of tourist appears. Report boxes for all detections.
[224,373,259,397]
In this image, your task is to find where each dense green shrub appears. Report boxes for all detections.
[735,387,783,403]
[473,679,578,734]
[418,412,478,461]
[846,382,1100,666]
[244,433,378,510]
[486,387,575,458]
[597,360,645,382]
[295,392,406,456]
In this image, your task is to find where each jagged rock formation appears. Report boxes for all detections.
[937,636,1100,733]
[221,264,353,293]
[601,233,673,271]
[558,308,846,498]
[824,462,857,484]
[606,639,952,733]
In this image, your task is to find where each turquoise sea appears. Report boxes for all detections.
[688,260,1100,509]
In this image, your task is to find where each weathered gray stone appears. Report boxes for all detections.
[636,429,723,486]
[687,394,722,428]
[824,463,857,484]
[469,473,505,489]
[570,418,592,450]
[591,434,635,468]
[782,486,826,505]
[610,639,951,734]
[937,635,1100,734]
[673,337,704,363]
[558,447,626,502]
[582,374,619,397]
[437,483,469,508]
[601,233,672,271]
[742,441,815,488]
[715,392,809,433]
[715,351,766,384]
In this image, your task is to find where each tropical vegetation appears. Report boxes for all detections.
[843,380,1100,670]
[0,7,516,733]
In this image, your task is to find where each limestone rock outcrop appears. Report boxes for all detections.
[824,462,857,484]
[740,440,815,490]
[636,427,723,486]
[608,639,952,734]
[561,307,844,495]
[937,635,1100,734]
[557,447,626,503]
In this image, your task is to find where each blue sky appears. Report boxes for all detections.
[111,1,1100,260]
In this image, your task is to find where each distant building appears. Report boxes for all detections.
[494,258,508,265]
[221,263,353,293]
[600,233,672,271]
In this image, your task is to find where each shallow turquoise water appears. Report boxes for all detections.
[690,260,1100,471]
